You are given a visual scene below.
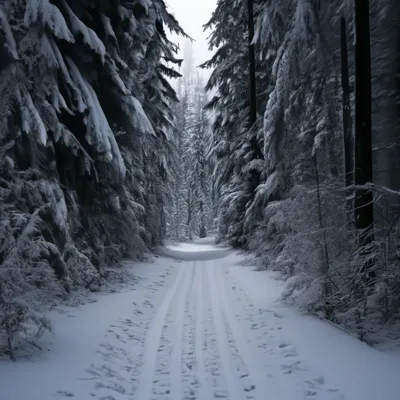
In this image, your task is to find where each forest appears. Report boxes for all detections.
[1,0,399,359]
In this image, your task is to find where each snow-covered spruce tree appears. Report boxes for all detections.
[181,41,198,240]
[248,0,355,316]
[0,0,184,358]
[165,79,188,241]
[201,0,267,247]
[166,41,213,240]
[201,0,399,339]
[226,0,400,339]
[184,74,212,238]
[125,0,186,246]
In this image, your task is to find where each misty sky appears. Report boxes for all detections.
[166,0,216,68]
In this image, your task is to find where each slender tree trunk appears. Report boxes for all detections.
[186,189,193,240]
[354,0,375,279]
[341,16,354,216]
[160,205,166,240]
[199,200,206,238]
[246,0,262,187]
[247,0,257,126]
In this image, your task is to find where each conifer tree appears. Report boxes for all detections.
[0,0,186,356]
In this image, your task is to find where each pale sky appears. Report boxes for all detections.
[165,0,217,70]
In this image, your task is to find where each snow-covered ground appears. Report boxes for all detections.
[1,238,400,400]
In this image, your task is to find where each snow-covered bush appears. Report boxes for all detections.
[0,297,51,361]
[0,151,65,358]
[249,173,400,341]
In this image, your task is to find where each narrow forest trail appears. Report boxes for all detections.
[81,240,345,400]
[2,239,400,400]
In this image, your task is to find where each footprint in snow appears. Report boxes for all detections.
[214,389,229,398]
[283,351,297,358]
[95,381,126,395]
[281,360,301,374]
[55,390,74,397]
[305,376,325,387]
[314,376,325,385]
[304,389,318,397]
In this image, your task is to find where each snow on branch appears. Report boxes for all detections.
[66,57,126,176]
[60,0,105,60]
[17,87,47,145]
[0,7,18,59]
[24,0,74,42]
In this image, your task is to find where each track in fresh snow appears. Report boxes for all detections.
[81,239,344,400]
[3,240,400,400]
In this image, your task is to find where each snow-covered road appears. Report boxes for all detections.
[1,239,400,400]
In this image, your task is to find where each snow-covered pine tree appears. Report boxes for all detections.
[165,78,188,241]
[249,0,347,310]
[202,0,267,247]
[0,0,185,358]
[207,0,400,339]
[181,41,197,240]
[184,74,212,238]
[165,40,214,241]
[128,0,187,246]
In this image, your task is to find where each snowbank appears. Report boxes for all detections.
[227,258,400,400]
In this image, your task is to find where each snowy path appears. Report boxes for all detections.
[1,239,400,400]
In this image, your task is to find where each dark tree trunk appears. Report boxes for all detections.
[199,200,207,238]
[354,0,375,279]
[246,0,262,183]
[186,189,193,240]
[341,15,353,212]
[247,0,257,127]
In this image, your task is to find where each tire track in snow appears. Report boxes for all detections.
[206,264,243,400]
[201,265,229,399]
[181,261,198,399]
[215,265,286,399]
[135,263,188,400]
[171,263,196,400]
[195,263,211,400]
[151,303,174,398]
